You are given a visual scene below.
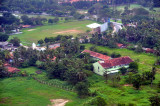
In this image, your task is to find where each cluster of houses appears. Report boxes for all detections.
[0,41,61,74]
[0,42,18,51]
[82,49,134,75]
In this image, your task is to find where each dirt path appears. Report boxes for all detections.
[28,29,36,31]
[48,99,69,106]
[54,29,81,34]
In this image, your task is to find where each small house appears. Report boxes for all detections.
[4,63,20,73]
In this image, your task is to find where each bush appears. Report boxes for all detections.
[85,96,107,106]
[75,82,90,98]
[149,95,160,106]
[111,52,121,58]
[83,70,93,77]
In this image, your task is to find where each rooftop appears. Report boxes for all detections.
[86,23,101,29]
[82,50,111,60]
[99,56,133,69]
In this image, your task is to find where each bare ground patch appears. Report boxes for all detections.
[28,29,36,31]
[48,99,69,106]
[54,29,82,34]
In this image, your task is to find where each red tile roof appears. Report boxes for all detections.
[99,56,133,69]
[116,43,123,48]
[50,46,60,50]
[22,25,31,28]
[51,56,57,61]
[82,50,111,60]
[4,63,11,67]
[7,67,20,73]
[145,48,155,53]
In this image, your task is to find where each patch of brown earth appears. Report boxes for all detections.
[28,29,36,31]
[0,97,10,104]
[54,30,81,34]
[124,84,132,87]
[48,99,69,106]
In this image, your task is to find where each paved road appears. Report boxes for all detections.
[112,22,123,33]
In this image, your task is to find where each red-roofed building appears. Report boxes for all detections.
[81,50,111,60]
[93,56,133,75]
[7,67,20,73]
[51,56,57,61]
[116,43,127,48]
[143,48,155,54]
[22,25,31,28]
[4,63,20,73]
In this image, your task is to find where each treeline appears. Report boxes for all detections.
[116,18,160,49]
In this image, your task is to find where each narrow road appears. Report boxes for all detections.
[112,22,123,33]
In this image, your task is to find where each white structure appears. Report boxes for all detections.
[86,23,101,29]
[32,42,46,51]
[32,43,36,50]
[100,22,108,33]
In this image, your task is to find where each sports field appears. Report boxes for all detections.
[9,20,94,45]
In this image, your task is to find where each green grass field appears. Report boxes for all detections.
[9,20,94,46]
[117,4,142,11]
[1,44,160,106]
[0,77,90,106]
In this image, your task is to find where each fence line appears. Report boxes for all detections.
[31,76,75,92]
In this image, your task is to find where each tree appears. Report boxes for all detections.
[119,67,127,75]
[88,96,107,106]
[151,67,156,87]
[111,52,121,58]
[75,82,89,98]
[135,45,143,53]
[0,33,9,41]
[48,19,53,24]
[132,74,142,90]
[149,95,160,106]
[21,15,33,25]
[0,60,9,78]
[53,17,59,23]
[37,39,44,45]
[103,71,108,83]
[129,62,138,72]
[9,37,20,47]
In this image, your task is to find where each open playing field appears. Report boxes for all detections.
[9,20,94,46]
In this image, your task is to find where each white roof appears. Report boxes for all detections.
[86,23,101,29]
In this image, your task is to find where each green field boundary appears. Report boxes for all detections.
[31,76,75,92]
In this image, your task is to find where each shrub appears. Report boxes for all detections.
[75,82,89,98]
[111,52,121,58]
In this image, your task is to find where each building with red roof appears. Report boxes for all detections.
[116,43,127,48]
[4,63,20,73]
[143,48,155,54]
[81,50,111,60]
[93,56,133,75]
[22,25,31,28]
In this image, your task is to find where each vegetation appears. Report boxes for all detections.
[9,20,93,45]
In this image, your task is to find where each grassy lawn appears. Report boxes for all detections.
[117,4,142,11]
[9,20,94,46]
[0,77,90,106]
